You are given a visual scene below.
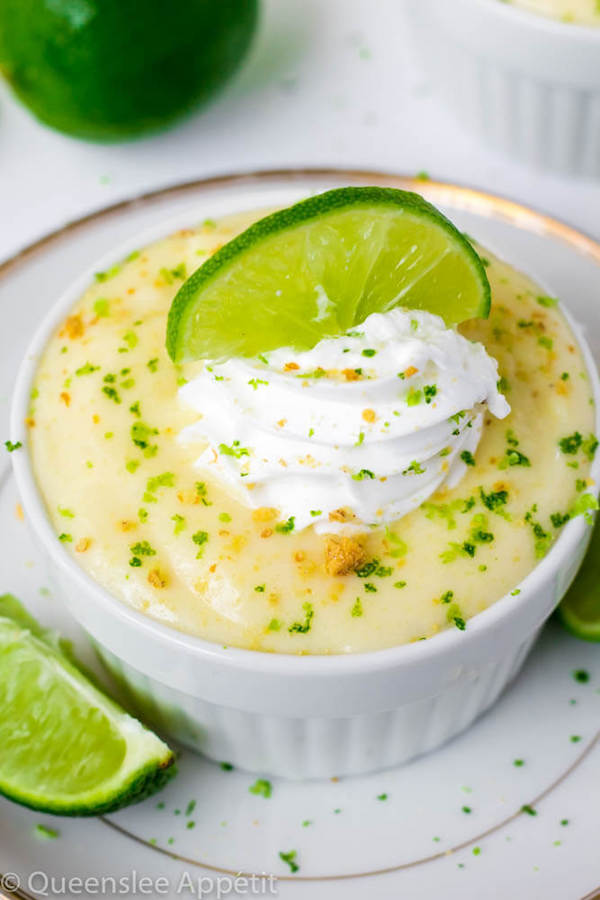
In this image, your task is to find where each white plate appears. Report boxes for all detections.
[0,170,599,900]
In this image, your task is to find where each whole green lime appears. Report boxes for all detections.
[0,0,258,141]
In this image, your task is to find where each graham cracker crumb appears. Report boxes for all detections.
[324,536,366,575]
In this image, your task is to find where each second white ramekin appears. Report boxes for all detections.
[405,0,600,178]
[9,190,600,779]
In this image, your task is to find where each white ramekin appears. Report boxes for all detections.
[9,206,600,781]
[405,0,600,178]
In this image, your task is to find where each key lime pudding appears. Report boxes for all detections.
[500,0,600,25]
[26,189,598,655]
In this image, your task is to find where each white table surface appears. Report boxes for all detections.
[1,0,599,264]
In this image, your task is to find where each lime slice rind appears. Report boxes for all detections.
[167,186,491,363]
[0,596,175,816]
[557,520,600,643]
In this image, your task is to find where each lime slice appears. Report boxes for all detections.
[0,595,175,815]
[558,521,600,642]
[167,186,490,362]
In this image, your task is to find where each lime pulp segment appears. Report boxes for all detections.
[166,186,491,363]
[0,595,174,815]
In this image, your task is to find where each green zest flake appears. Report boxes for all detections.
[171,514,186,535]
[362,348,376,357]
[310,509,322,517]
[220,762,234,771]
[93,298,110,317]
[254,584,265,592]
[472,847,481,857]
[403,460,425,475]
[193,482,211,506]
[351,598,363,617]
[58,506,74,518]
[537,295,558,308]
[257,353,269,365]
[510,589,521,596]
[385,527,408,558]
[75,362,100,376]
[424,384,437,404]
[35,824,60,840]
[267,619,282,631]
[462,806,472,814]
[297,367,326,379]
[550,511,570,528]
[219,440,250,458]
[129,401,141,417]
[275,516,295,534]
[524,506,552,558]
[249,779,272,798]
[421,499,465,530]
[559,432,583,455]
[192,530,209,558]
[406,387,423,406]
[95,264,120,283]
[289,602,314,634]
[521,804,537,816]
[479,488,511,520]
[377,793,388,801]
[102,385,121,404]
[460,450,476,467]
[279,850,299,874]
[219,512,232,523]
[104,432,113,439]
[144,472,175,503]
[514,759,525,767]
[129,541,156,567]
[138,508,148,523]
[394,580,407,589]
[573,669,590,683]
[121,331,138,351]
[131,421,159,456]
[570,735,582,743]
[352,468,375,481]
[126,460,140,473]
[447,604,466,630]
[364,583,377,593]
[4,440,22,452]
[185,799,196,816]
[147,358,159,373]
[440,590,454,604]
[569,492,598,524]
[58,533,72,542]
[160,264,187,284]
[355,431,365,447]
[538,336,553,350]
[248,378,268,390]
[582,434,599,461]
[503,448,531,468]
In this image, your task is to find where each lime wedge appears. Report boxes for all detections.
[0,595,175,815]
[167,186,490,362]
[558,521,600,642]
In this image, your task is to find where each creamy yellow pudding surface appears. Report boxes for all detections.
[29,213,597,653]
[502,0,600,26]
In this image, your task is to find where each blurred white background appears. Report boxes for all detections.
[0,0,598,263]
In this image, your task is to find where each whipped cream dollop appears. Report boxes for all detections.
[178,309,510,533]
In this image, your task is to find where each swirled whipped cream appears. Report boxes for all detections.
[178,309,510,533]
